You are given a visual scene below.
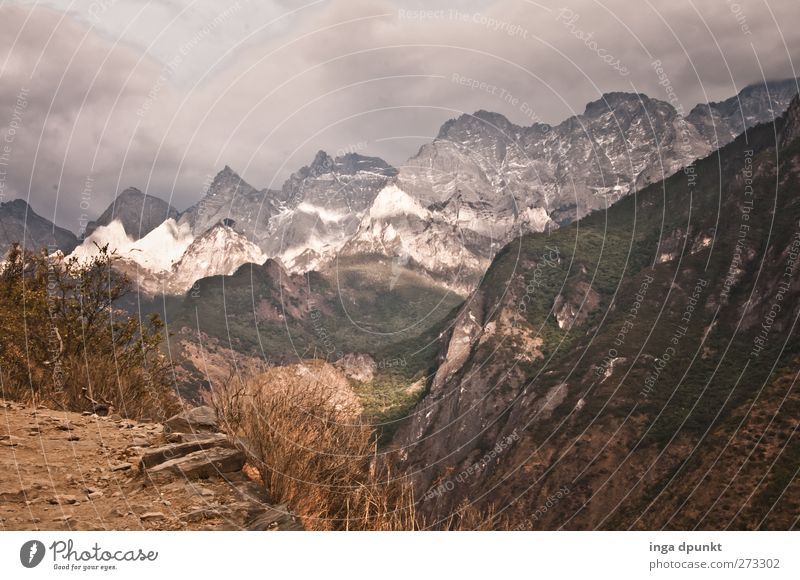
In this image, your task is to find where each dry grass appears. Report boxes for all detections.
[210,368,418,530]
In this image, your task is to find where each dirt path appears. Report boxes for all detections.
[0,399,295,531]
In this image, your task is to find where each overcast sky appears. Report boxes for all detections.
[1,0,799,231]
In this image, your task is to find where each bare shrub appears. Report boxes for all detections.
[211,367,417,530]
[0,243,178,420]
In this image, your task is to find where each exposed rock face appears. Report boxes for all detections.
[780,95,800,147]
[280,151,397,212]
[401,93,711,233]
[0,199,77,256]
[265,152,399,271]
[391,102,800,530]
[179,166,275,244]
[64,80,800,299]
[85,187,179,240]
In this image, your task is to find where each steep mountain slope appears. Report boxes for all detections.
[0,199,78,256]
[165,255,463,423]
[688,77,799,148]
[392,97,800,530]
[85,187,179,240]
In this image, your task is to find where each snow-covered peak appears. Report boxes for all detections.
[167,223,267,293]
[69,218,194,273]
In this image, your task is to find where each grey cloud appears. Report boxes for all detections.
[1,0,798,232]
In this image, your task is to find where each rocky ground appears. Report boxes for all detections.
[0,400,301,531]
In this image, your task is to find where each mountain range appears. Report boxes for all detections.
[2,78,794,295]
[1,77,798,530]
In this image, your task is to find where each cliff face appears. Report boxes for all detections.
[392,99,800,530]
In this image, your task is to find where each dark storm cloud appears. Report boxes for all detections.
[1,0,798,232]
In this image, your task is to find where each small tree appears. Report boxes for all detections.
[0,243,178,420]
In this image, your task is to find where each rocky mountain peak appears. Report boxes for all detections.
[583,92,653,117]
[687,78,800,147]
[0,198,78,256]
[436,110,517,141]
[0,198,32,218]
[334,153,397,177]
[208,165,255,196]
[308,150,335,175]
[85,187,178,240]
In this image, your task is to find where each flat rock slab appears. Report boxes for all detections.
[146,447,246,482]
[138,435,230,469]
[164,406,218,434]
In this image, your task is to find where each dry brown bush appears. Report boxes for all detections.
[211,367,418,530]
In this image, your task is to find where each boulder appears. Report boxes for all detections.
[137,435,230,469]
[164,406,219,434]
[145,447,246,482]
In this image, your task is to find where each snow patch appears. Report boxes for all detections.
[369,185,430,220]
[70,218,193,272]
[296,202,349,223]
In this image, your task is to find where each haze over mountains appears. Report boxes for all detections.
[1,78,784,296]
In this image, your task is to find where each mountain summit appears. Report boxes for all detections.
[85,187,178,240]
